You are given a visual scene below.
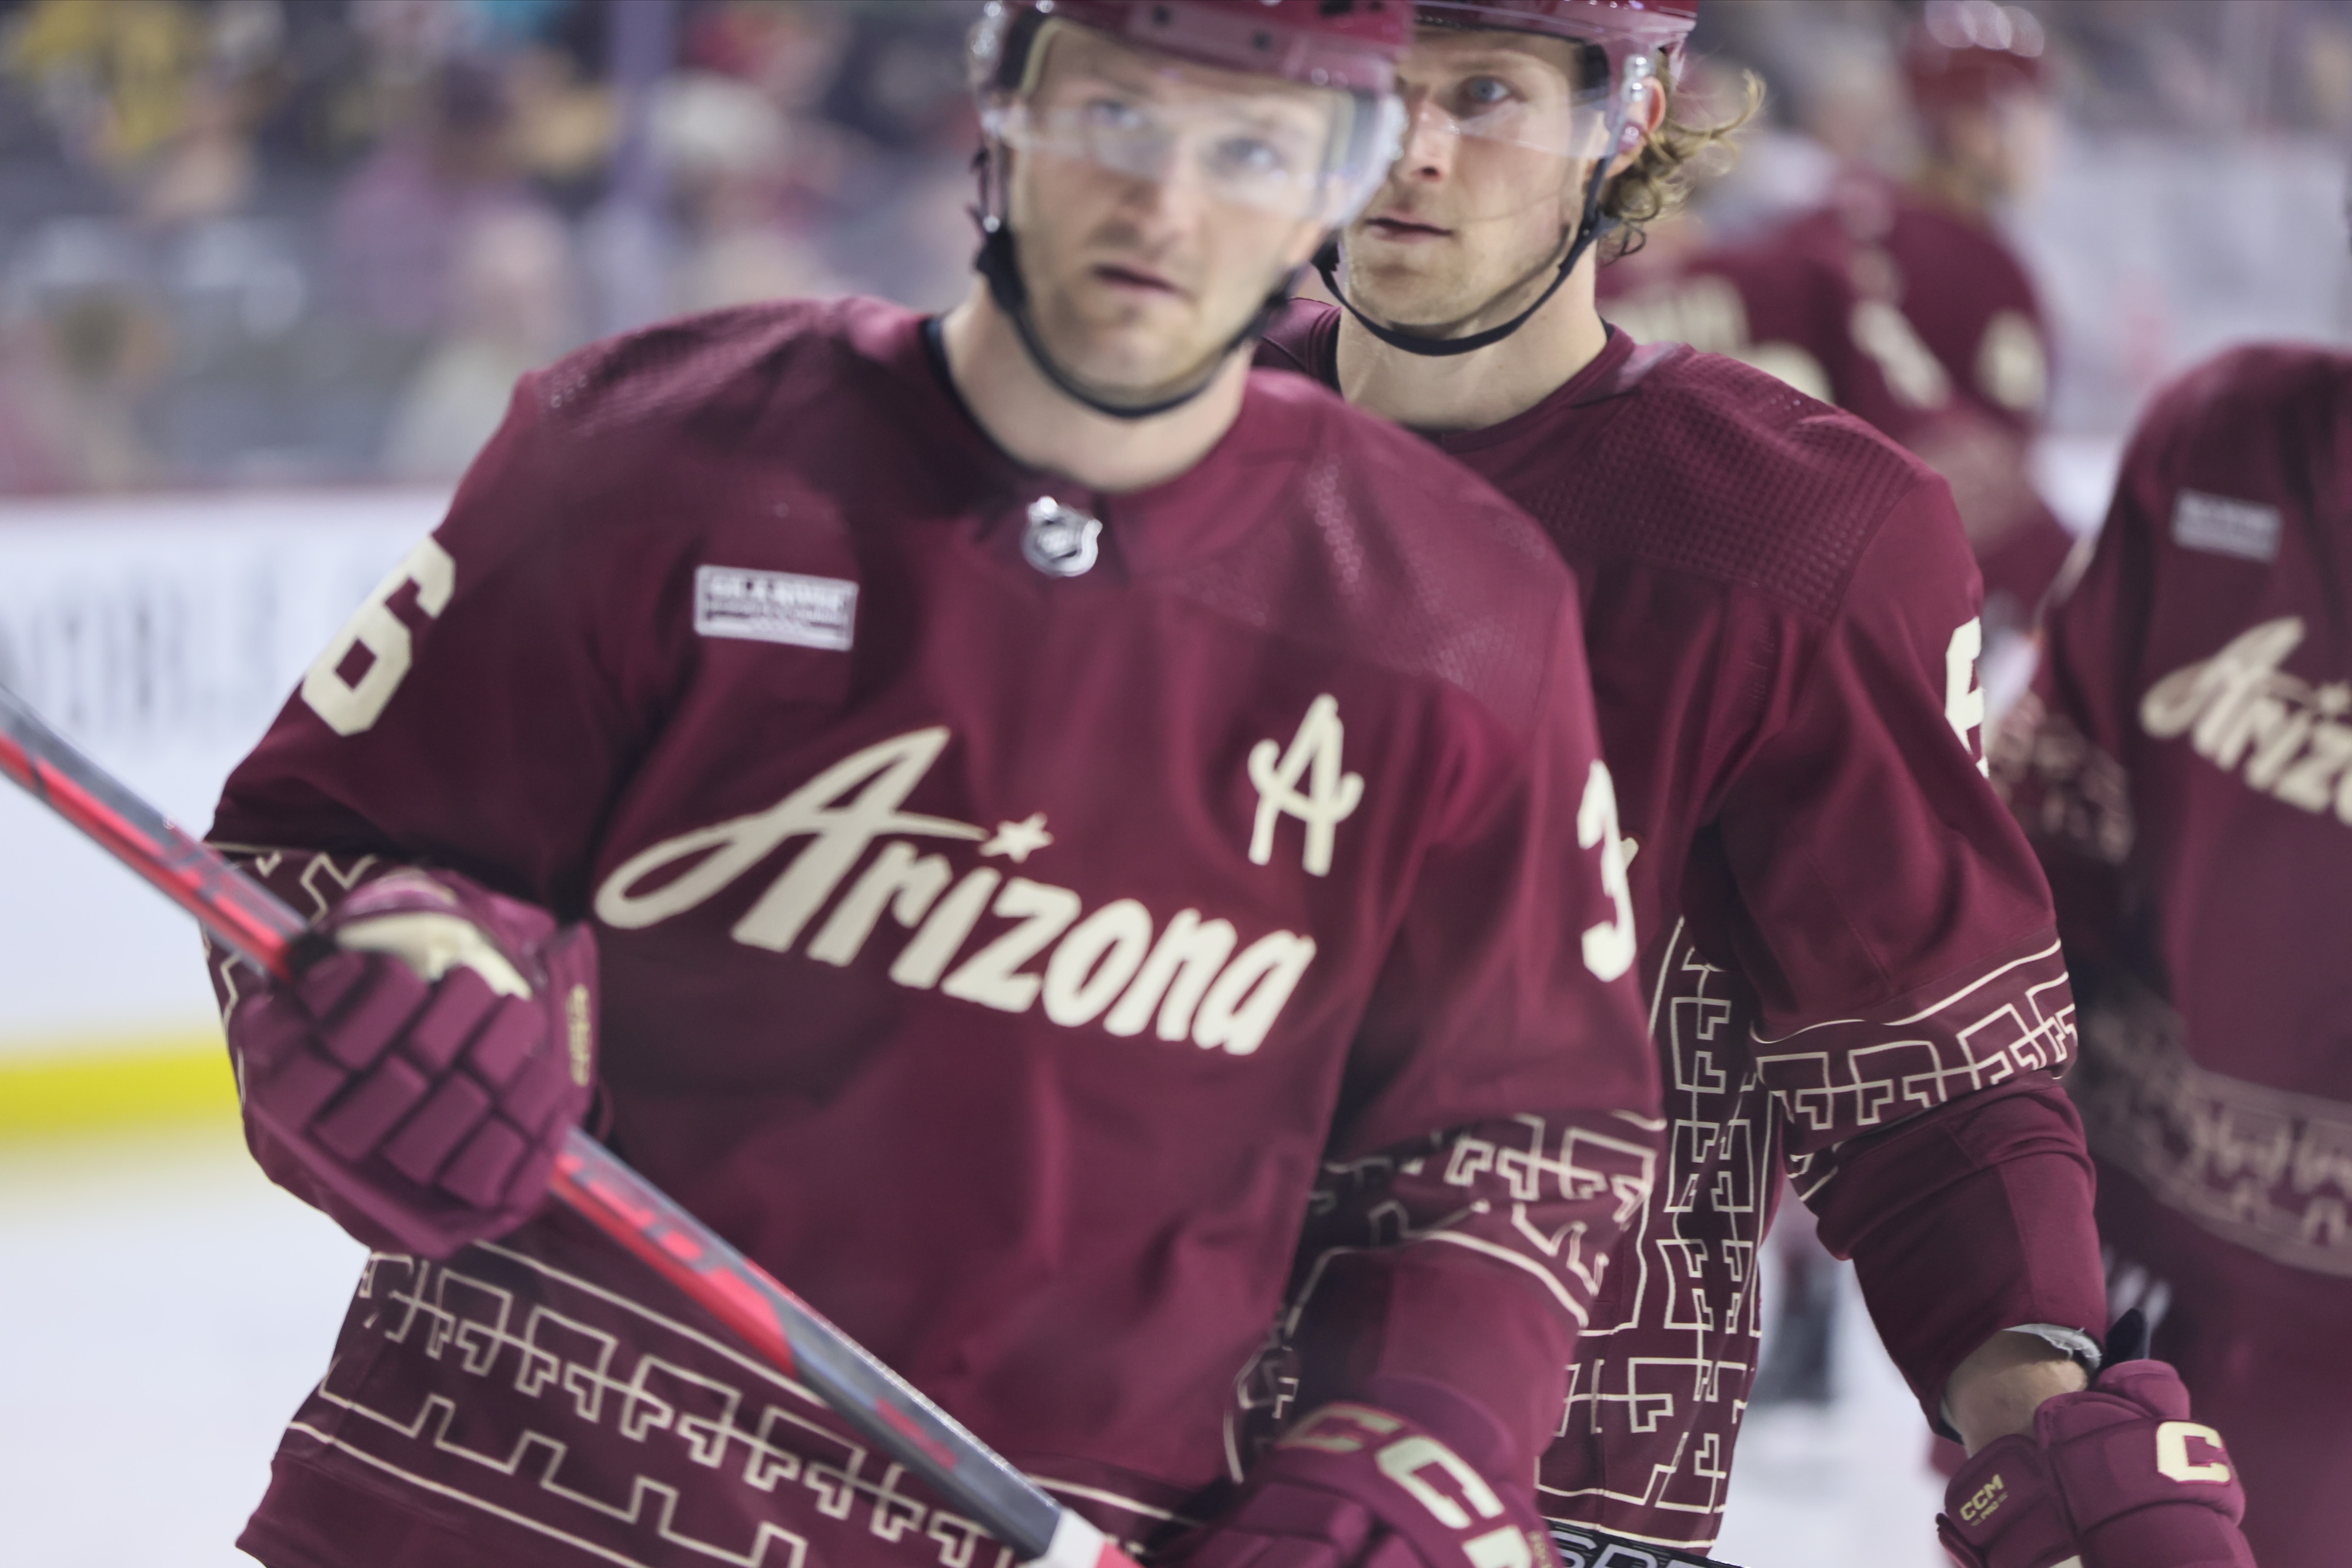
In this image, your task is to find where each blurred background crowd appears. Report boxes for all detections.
[0,0,2337,494]
[0,0,983,492]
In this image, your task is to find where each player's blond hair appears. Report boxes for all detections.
[1600,66,1765,260]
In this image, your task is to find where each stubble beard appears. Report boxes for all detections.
[1030,282,1225,403]
[1028,242,1270,406]
[1344,203,1581,339]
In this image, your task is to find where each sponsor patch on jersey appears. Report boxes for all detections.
[2171,490,2282,563]
[694,565,857,651]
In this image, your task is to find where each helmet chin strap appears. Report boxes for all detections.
[1317,52,1652,360]
[973,216,1297,422]
[1312,155,1613,359]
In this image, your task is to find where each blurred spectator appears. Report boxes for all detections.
[328,54,544,337]
[0,219,173,490]
[5,0,206,174]
[379,200,574,481]
[651,69,841,313]
[0,0,2328,494]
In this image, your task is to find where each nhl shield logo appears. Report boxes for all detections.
[1022,497,1102,577]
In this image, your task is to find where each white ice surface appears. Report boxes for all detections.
[0,1129,1951,1568]
[0,1125,366,1567]
[1712,1258,1952,1568]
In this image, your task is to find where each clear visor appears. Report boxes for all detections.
[984,20,1406,228]
[1363,27,1632,224]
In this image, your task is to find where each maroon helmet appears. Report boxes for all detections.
[1903,0,2047,111]
[1415,0,1699,88]
[1017,0,1411,96]
[971,0,1412,227]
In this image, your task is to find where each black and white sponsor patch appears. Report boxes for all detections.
[693,565,857,651]
[2171,490,2282,564]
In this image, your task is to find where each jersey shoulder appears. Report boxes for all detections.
[1209,366,1578,738]
[461,295,933,574]
[2117,340,2352,554]
[529,295,900,454]
[1255,297,1336,380]
[2130,341,2352,475]
[1544,343,1942,621]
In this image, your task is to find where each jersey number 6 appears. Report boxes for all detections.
[1579,760,1636,982]
[301,536,456,737]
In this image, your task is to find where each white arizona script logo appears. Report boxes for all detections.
[593,728,1317,1056]
[2141,616,2352,825]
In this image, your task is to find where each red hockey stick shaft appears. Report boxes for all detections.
[0,684,1130,1568]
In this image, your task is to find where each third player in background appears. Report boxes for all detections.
[1602,1,2076,709]
[1998,336,2352,1568]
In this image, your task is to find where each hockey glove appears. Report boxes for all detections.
[227,867,598,1258]
[1170,1387,1552,1568]
[1936,1355,2251,1568]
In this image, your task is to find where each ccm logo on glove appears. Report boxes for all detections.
[1281,1405,1527,1563]
[1937,1360,2253,1568]
[1169,1398,1552,1568]
[1956,1474,2007,1526]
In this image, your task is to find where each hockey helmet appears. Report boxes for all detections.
[1317,0,1702,357]
[1369,0,1701,215]
[1903,1,2047,111]
[1415,1,1699,85]
[971,0,1412,228]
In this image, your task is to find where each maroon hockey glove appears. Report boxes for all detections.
[227,868,598,1258]
[1171,1385,1552,1568]
[1936,1358,2251,1568]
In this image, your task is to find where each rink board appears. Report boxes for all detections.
[0,489,447,1133]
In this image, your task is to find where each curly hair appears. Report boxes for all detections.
[1599,67,1765,261]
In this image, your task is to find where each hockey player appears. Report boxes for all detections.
[1255,2,2256,1563]
[1996,340,2352,1567]
[202,4,1664,1566]
[1601,1,2074,660]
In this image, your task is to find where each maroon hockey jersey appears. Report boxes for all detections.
[1600,178,2074,628]
[1997,344,2352,1563]
[209,297,1663,1568]
[1261,305,2105,1552]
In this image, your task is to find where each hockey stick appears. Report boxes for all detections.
[0,683,1127,1568]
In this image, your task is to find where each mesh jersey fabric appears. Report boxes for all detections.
[213,296,1663,1568]
[1596,177,2077,623]
[1259,302,2104,1551]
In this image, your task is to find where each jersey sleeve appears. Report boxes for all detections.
[1283,599,1663,1476]
[1708,477,2107,1418]
[1901,405,2078,623]
[208,371,660,915]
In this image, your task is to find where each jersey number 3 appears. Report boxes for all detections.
[1579,760,1636,982]
[302,537,456,737]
